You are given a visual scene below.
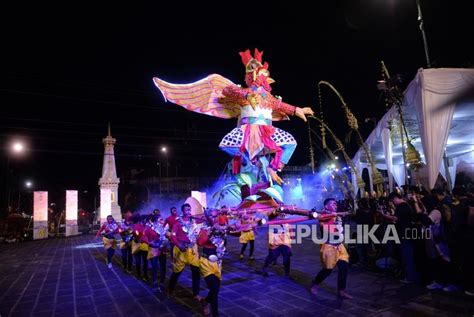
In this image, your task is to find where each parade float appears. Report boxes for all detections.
[152,49,331,229]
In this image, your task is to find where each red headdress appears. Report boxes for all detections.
[239,49,273,90]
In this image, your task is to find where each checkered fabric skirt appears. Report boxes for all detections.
[219,127,296,148]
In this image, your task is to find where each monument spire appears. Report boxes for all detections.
[98,123,121,221]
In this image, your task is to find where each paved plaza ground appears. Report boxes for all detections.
[1,229,473,317]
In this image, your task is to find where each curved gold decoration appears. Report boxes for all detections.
[309,115,365,193]
[318,81,383,197]
[318,83,327,149]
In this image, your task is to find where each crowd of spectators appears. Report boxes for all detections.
[350,185,474,297]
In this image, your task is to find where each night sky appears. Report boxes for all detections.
[1,1,473,208]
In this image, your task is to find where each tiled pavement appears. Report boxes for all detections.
[1,228,473,317]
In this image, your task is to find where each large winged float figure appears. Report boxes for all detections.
[153,49,313,187]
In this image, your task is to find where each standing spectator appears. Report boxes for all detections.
[355,198,373,265]
[387,192,418,283]
[422,196,456,290]
[459,200,474,296]
[432,189,459,292]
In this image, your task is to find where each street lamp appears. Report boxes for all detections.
[161,146,169,177]
[18,180,33,213]
[12,142,25,153]
[5,140,27,213]
[156,161,162,178]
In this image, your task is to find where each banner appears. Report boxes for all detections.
[66,190,79,236]
[33,191,48,240]
[100,188,112,224]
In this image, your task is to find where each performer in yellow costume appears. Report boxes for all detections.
[197,212,227,282]
[131,214,150,281]
[96,215,119,269]
[118,211,133,273]
[261,220,293,278]
[238,214,256,260]
[196,212,225,317]
[311,198,352,299]
[167,203,201,300]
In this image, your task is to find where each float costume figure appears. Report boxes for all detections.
[153,49,313,188]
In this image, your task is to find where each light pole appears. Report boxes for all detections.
[18,180,33,213]
[5,141,26,213]
[161,146,168,177]
[416,0,431,68]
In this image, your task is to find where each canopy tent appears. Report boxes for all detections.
[352,68,474,193]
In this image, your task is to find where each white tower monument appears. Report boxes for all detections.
[98,124,121,221]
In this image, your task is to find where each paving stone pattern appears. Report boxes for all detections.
[1,228,473,317]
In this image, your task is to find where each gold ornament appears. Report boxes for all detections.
[318,83,327,149]
[405,141,424,170]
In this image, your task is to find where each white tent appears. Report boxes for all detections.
[352,68,474,192]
